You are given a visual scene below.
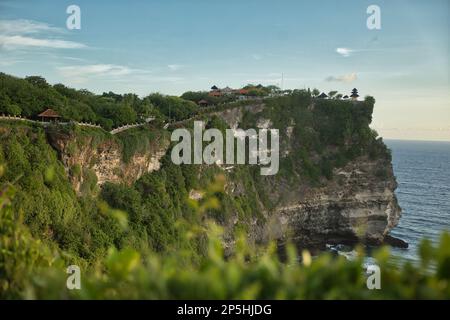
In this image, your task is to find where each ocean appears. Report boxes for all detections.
[386,139,450,264]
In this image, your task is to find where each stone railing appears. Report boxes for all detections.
[0,114,155,135]
[0,114,36,123]
[77,122,102,129]
[0,115,102,128]
[110,117,155,135]
[110,123,144,135]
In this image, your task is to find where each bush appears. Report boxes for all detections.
[2,173,449,299]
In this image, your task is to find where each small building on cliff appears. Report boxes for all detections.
[38,108,61,122]
[350,88,360,101]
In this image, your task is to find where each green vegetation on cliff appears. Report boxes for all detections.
[1,75,446,299]
[0,122,194,262]
[0,82,391,263]
[1,171,449,299]
[0,73,199,129]
[239,90,389,185]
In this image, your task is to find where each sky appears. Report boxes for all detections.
[0,0,449,141]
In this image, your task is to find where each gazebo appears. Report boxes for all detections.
[317,92,328,99]
[198,99,209,107]
[38,108,61,122]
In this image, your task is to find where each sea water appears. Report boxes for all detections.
[326,140,450,266]
[387,139,450,264]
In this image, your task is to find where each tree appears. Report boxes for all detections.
[364,95,375,105]
[312,88,320,97]
[328,91,338,98]
[111,104,138,125]
[265,85,281,94]
[146,93,198,121]
[134,101,153,118]
[180,91,209,103]
[25,76,49,89]
[5,104,22,116]
[102,91,123,102]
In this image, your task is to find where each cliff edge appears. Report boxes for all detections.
[8,93,402,250]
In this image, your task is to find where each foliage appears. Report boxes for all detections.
[237,90,388,184]
[146,93,198,121]
[2,78,444,300]
[180,91,232,106]
[1,172,449,299]
[0,73,195,128]
[0,165,60,298]
[115,126,166,163]
[0,123,177,264]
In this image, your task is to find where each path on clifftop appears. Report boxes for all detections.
[0,115,155,135]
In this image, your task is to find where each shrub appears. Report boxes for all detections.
[1,173,449,299]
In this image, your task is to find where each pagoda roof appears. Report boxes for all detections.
[38,108,60,118]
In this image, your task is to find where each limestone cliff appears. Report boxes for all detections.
[44,96,402,249]
[263,155,401,248]
[209,97,403,248]
[47,125,169,193]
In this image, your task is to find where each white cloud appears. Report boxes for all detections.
[57,64,139,79]
[0,19,62,35]
[325,72,358,83]
[0,35,85,49]
[336,47,353,57]
[252,54,263,60]
[57,63,185,85]
[0,19,85,50]
[168,64,183,71]
[62,56,89,62]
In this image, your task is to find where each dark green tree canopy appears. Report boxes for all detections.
[0,73,199,128]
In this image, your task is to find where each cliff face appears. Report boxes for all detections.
[265,156,401,247]
[209,98,402,248]
[47,127,169,193]
[44,97,402,248]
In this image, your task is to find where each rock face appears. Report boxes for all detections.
[267,156,401,248]
[212,103,265,129]
[211,101,402,248]
[47,129,169,193]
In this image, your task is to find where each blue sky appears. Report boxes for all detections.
[0,0,449,140]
